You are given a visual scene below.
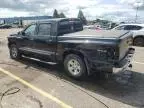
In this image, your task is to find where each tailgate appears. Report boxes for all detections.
[119,34,133,60]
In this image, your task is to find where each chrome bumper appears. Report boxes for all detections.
[113,48,135,74]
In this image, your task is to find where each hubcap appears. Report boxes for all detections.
[67,59,81,76]
[11,47,18,58]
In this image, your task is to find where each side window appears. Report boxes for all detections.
[124,25,133,30]
[131,26,142,30]
[115,25,125,30]
[134,26,142,30]
[38,23,51,35]
[24,24,36,36]
[124,25,142,30]
[58,21,71,35]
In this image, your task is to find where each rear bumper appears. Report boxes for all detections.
[88,48,135,74]
[113,48,135,73]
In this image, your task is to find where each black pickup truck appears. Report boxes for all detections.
[8,18,135,79]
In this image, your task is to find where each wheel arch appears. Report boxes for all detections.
[8,42,16,48]
[63,50,90,75]
[63,50,85,60]
[133,35,144,45]
[133,35,144,40]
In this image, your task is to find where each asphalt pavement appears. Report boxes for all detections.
[0,29,144,108]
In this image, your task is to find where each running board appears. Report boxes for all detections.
[22,55,57,65]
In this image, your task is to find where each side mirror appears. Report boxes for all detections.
[18,31,21,35]
[21,31,25,36]
[18,31,25,35]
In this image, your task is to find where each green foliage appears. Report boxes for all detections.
[53,9,59,18]
[77,10,87,25]
[59,12,66,18]
[53,9,66,18]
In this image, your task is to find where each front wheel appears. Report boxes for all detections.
[9,44,21,59]
[64,54,87,79]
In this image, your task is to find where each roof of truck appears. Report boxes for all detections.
[37,18,81,23]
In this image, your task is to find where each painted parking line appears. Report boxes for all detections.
[133,61,144,65]
[0,68,72,108]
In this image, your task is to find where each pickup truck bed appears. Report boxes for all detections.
[61,29,133,61]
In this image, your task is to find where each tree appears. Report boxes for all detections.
[95,19,101,23]
[53,9,59,18]
[77,10,87,25]
[59,12,66,18]
[3,20,5,24]
[19,20,23,27]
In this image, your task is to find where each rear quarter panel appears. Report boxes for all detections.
[56,36,119,62]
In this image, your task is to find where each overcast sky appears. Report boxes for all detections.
[0,0,144,22]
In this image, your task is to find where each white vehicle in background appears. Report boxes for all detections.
[112,24,144,46]
[83,25,102,30]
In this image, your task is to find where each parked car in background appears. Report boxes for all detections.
[112,24,144,46]
[0,24,12,29]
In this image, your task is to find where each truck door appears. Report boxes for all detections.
[17,24,37,56]
[33,23,57,62]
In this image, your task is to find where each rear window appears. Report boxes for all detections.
[124,25,142,30]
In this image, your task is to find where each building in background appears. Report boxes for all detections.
[0,16,52,27]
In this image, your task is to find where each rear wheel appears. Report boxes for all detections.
[9,44,21,59]
[133,37,144,46]
[64,54,87,79]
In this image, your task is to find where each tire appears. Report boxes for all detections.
[9,44,21,59]
[133,37,144,47]
[64,54,87,79]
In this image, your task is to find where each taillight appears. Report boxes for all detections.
[107,48,115,59]
[97,48,116,60]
